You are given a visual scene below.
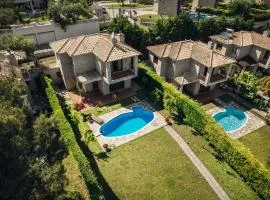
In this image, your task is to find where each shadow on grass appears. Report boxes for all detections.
[60,100,119,200]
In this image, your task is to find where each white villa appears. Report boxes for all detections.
[50,33,141,96]
[147,40,236,95]
[210,30,270,73]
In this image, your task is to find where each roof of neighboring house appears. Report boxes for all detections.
[50,33,141,62]
[147,40,235,68]
[0,50,27,61]
[210,31,270,51]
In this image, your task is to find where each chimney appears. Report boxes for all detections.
[111,32,117,45]
[116,32,125,43]
[6,49,18,66]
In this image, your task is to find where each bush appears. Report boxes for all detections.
[42,76,105,199]
[137,63,270,199]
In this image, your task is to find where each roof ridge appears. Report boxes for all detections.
[71,35,87,56]
[175,41,183,60]
[210,50,214,67]
[161,44,168,57]
[57,39,70,53]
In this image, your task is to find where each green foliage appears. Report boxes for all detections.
[108,16,149,54]
[0,34,34,55]
[149,14,197,44]
[0,77,26,106]
[137,63,270,199]
[233,71,261,99]
[42,76,105,199]
[48,0,92,30]
[228,0,252,18]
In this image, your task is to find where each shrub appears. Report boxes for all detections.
[137,63,270,199]
[42,76,105,199]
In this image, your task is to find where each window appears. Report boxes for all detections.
[111,60,123,73]
[131,57,134,70]
[263,51,269,60]
[153,55,158,64]
[110,81,125,92]
[56,71,61,78]
[216,43,222,51]
[203,67,208,76]
[232,46,238,55]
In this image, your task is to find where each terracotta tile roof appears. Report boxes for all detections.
[147,40,235,68]
[210,31,270,50]
[50,33,141,62]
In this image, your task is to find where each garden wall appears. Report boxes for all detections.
[137,63,270,199]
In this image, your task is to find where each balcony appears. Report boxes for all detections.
[209,73,226,83]
[111,69,135,81]
[198,74,206,81]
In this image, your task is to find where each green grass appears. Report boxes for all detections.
[107,3,152,9]
[97,128,218,200]
[239,125,270,168]
[63,154,90,199]
[82,97,134,116]
[172,124,259,200]
[138,14,167,22]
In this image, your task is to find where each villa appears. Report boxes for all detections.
[210,30,270,74]
[147,40,235,95]
[50,33,141,96]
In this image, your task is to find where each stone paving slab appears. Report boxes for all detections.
[208,99,266,139]
[89,101,167,147]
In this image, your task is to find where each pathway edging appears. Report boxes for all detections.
[164,125,230,200]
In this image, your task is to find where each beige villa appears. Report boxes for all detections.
[50,33,141,96]
[147,40,236,95]
[210,30,270,73]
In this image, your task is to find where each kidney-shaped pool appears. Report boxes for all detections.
[213,106,248,132]
[100,105,154,137]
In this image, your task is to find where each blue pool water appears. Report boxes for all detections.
[213,106,247,132]
[100,105,154,137]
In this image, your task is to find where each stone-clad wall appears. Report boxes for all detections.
[157,0,179,16]
[192,0,216,10]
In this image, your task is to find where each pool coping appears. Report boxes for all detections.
[88,101,167,148]
[211,108,249,133]
[208,98,266,139]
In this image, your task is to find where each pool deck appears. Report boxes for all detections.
[207,98,266,139]
[89,101,167,148]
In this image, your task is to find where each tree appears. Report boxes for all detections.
[0,34,34,55]
[149,14,197,44]
[228,0,252,18]
[233,71,261,99]
[260,76,270,97]
[108,16,150,55]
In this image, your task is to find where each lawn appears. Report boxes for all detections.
[96,128,218,199]
[82,97,134,116]
[107,3,152,9]
[62,154,90,199]
[239,125,270,168]
[172,124,259,200]
[138,14,167,23]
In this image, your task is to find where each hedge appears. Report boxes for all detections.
[42,76,105,200]
[137,63,270,199]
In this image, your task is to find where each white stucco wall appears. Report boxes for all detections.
[250,46,264,61]
[173,59,191,77]
[236,46,252,59]
[11,19,100,46]
[72,54,96,76]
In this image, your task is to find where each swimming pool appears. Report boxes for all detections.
[100,105,154,137]
[213,106,248,132]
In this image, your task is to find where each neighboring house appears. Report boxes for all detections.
[50,33,141,96]
[192,0,216,10]
[210,30,270,73]
[154,0,184,16]
[147,40,235,95]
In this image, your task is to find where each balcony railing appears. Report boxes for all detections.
[111,69,135,80]
[210,73,226,83]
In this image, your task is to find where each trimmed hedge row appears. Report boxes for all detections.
[42,76,105,200]
[137,63,270,199]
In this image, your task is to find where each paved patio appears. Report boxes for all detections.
[89,101,167,147]
[207,98,266,139]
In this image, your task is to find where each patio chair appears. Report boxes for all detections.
[89,114,104,125]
